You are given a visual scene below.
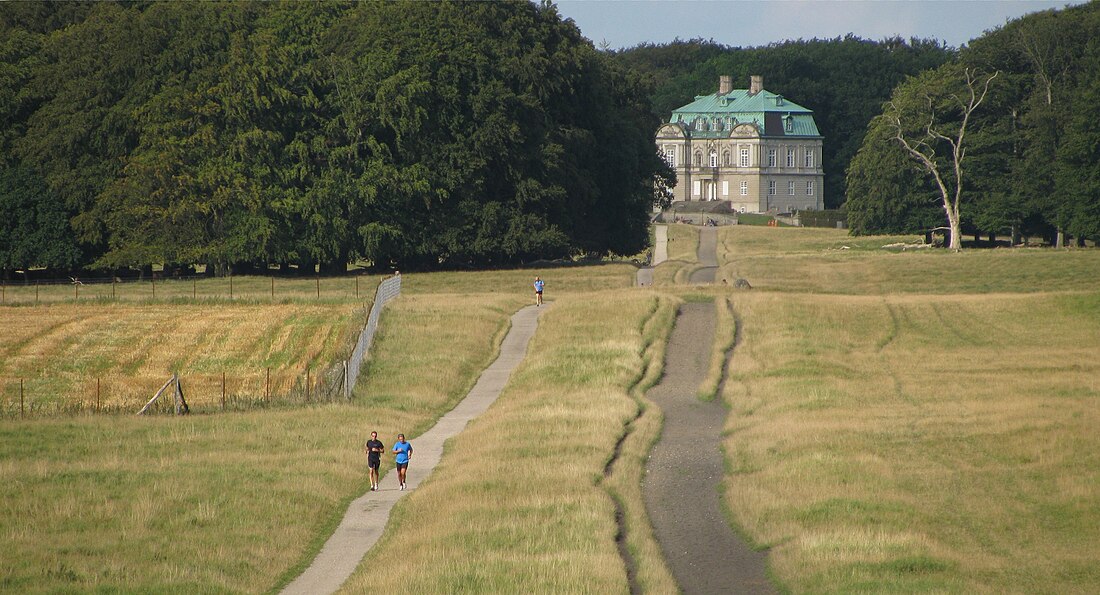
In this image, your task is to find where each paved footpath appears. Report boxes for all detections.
[281,305,543,595]
[636,224,668,286]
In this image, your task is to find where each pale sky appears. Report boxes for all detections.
[554,0,1081,50]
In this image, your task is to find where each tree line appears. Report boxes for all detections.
[846,2,1100,246]
[0,1,670,278]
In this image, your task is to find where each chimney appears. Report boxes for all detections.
[749,75,763,95]
[719,75,732,95]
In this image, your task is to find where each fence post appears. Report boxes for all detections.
[306,367,311,402]
[193,278,197,300]
[74,282,79,301]
[2,280,4,303]
[96,378,101,413]
[229,275,233,299]
[343,360,349,399]
[266,367,271,402]
[112,278,116,300]
[316,277,320,299]
[355,276,359,299]
[222,372,226,410]
[20,379,25,418]
[271,277,274,300]
[152,277,156,299]
[35,281,39,304]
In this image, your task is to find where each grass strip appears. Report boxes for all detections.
[338,290,670,593]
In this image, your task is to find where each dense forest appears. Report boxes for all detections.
[845,2,1100,245]
[2,2,1098,278]
[0,1,669,277]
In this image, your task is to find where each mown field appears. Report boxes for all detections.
[2,225,1099,593]
[713,225,1100,593]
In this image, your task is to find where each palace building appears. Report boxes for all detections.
[656,75,824,213]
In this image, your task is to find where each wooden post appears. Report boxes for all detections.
[343,360,350,399]
[112,278,116,300]
[316,276,320,299]
[152,277,156,299]
[355,276,359,299]
[306,367,311,402]
[265,367,270,402]
[222,372,226,410]
[20,379,24,418]
[138,376,175,415]
[230,275,233,299]
[75,282,79,301]
[270,277,274,300]
[35,281,39,304]
[193,278,196,299]
[2,280,5,303]
[96,378,101,413]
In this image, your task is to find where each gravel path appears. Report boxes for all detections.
[643,302,774,594]
[689,226,718,284]
[280,305,543,595]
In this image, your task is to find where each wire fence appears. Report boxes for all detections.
[0,273,378,305]
[0,274,403,418]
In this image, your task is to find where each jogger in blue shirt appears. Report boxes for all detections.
[392,433,413,490]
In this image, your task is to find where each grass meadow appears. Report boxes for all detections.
[650,223,699,285]
[339,290,678,594]
[4,222,1100,593]
[0,266,645,593]
[714,225,1100,593]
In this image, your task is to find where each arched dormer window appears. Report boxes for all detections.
[784,115,794,133]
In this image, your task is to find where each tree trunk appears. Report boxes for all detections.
[1056,228,1065,248]
[1011,224,1021,246]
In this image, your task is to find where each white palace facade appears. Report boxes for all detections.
[656,75,824,213]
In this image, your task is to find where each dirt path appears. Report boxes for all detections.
[643,303,774,594]
[280,305,543,595]
[690,226,718,284]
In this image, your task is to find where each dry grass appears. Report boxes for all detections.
[339,290,676,593]
[717,226,1100,294]
[0,303,363,414]
[721,291,1100,592]
[650,223,699,285]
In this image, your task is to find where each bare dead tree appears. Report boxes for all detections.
[887,67,999,251]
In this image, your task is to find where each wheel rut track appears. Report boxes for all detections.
[643,302,775,594]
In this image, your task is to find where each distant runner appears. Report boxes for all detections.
[392,433,413,490]
[364,431,384,492]
[533,276,545,306]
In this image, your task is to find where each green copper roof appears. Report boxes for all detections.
[669,88,821,138]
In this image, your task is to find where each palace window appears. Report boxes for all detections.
[693,180,701,196]
[788,181,795,196]
[722,181,729,196]
[807,181,815,196]
[768,181,776,195]
[694,152,702,167]
[767,149,777,167]
[786,148,795,168]
[709,152,718,168]
[739,147,750,167]
[665,148,676,167]
[740,181,749,196]
[804,149,815,168]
